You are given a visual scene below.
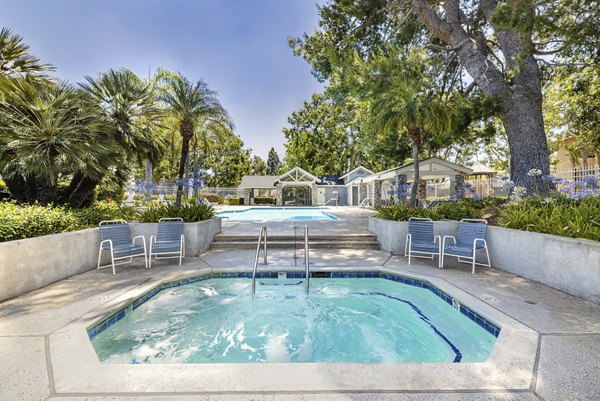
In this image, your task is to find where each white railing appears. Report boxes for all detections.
[553,165,599,181]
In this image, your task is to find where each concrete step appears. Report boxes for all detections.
[210,240,380,250]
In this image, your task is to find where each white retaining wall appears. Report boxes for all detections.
[0,218,222,302]
[369,217,600,304]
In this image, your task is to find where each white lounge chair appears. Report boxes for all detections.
[440,219,491,274]
[97,220,147,275]
[358,197,371,208]
[149,218,185,268]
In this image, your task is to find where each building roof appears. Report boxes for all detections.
[317,175,344,185]
[239,175,277,188]
[362,157,473,183]
[339,166,374,180]
[277,166,321,183]
[469,162,496,176]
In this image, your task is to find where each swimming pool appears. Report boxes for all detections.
[90,274,498,364]
[217,207,338,221]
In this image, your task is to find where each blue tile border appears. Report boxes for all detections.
[87,270,501,340]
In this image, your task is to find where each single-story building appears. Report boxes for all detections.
[238,158,472,206]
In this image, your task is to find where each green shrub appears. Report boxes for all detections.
[228,197,241,206]
[0,181,11,201]
[377,205,432,221]
[140,203,215,223]
[499,197,600,241]
[432,202,483,220]
[377,199,484,221]
[199,193,224,204]
[254,197,276,205]
[72,201,139,226]
[0,202,82,242]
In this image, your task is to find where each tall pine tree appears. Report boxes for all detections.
[266,147,281,175]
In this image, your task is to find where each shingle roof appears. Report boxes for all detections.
[239,176,277,188]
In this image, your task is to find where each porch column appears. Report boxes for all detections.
[396,175,407,204]
[311,185,318,206]
[451,175,465,200]
[373,181,382,208]
[243,188,251,206]
[275,183,283,206]
[418,179,427,201]
[359,182,367,203]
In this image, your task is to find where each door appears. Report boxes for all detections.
[352,186,359,206]
[317,188,325,205]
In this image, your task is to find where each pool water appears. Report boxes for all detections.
[92,278,497,364]
[217,207,338,221]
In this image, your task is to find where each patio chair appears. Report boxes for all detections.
[97,220,147,275]
[440,219,491,274]
[404,217,441,265]
[149,218,185,268]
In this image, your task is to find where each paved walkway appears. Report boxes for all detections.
[1,237,600,400]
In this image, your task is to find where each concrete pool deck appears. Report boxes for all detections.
[1,226,600,399]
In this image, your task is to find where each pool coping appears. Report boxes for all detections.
[49,266,538,394]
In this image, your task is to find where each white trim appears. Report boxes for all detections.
[339,166,374,180]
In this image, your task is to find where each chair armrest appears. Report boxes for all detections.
[99,239,113,249]
[132,235,146,246]
[473,238,487,248]
[434,235,441,244]
[149,235,156,245]
[442,235,456,248]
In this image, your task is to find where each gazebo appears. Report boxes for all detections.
[361,157,473,207]
[469,162,497,197]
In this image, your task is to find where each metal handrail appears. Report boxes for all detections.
[304,225,310,294]
[251,225,268,295]
[323,198,338,206]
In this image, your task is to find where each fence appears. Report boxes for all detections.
[425,177,509,200]
[553,165,599,181]
[125,179,242,202]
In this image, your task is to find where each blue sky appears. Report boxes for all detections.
[1,0,324,160]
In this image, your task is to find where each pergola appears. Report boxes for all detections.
[469,162,497,196]
[361,157,473,206]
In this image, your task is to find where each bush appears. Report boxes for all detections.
[72,201,139,226]
[140,203,215,223]
[199,193,224,204]
[0,202,82,242]
[228,197,242,206]
[499,197,600,241]
[254,197,276,205]
[0,180,11,201]
[377,199,485,221]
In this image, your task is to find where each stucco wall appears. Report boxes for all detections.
[369,217,600,304]
[0,218,222,302]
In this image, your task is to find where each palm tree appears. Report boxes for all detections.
[158,72,231,206]
[0,27,53,77]
[370,75,453,207]
[0,76,112,204]
[62,69,164,207]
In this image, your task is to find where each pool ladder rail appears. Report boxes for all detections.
[251,225,310,295]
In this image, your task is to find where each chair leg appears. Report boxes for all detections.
[484,245,491,268]
[472,252,476,274]
[111,252,116,275]
[149,251,152,269]
[97,247,103,270]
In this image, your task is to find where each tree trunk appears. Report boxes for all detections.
[61,173,102,208]
[3,175,29,203]
[500,87,551,192]
[193,151,200,199]
[176,120,194,207]
[410,143,420,207]
[144,160,153,201]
